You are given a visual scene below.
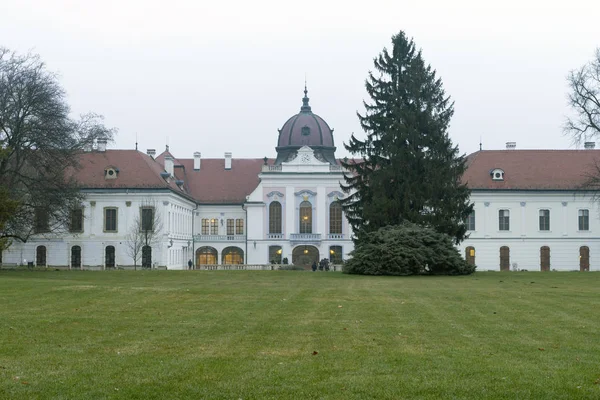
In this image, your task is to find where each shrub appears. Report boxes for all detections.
[344,223,475,276]
[277,265,305,271]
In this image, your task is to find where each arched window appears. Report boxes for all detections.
[465,246,475,266]
[36,246,47,267]
[540,246,550,271]
[500,246,510,271]
[329,202,342,234]
[196,247,218,265]
[222,247,244,265]
[269,201,282,234]
[142,246,152,268]
[71,246,81,269]
[269,245,283,264]
[299,201,312,234]
[105,246,115,268]
[329,245,342,264]
[580,246,590,271]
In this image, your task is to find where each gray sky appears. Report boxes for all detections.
[2,0,599,159]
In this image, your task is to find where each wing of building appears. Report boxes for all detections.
[2,91,600,271]
[460,146,600,271]
[1,88,351,270]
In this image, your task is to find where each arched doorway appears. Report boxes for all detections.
[465,246,475,266]
[500,246,510,271]
[105,246,115,269]
[269,245,283,264]
[540,246,550,271]
[222,247,244,264]
[36,246,47,267]
[196,246,218,266]
[580,246,590,271]
[292,246,319,268]
[71,246,81,269]
[142,246,152,268]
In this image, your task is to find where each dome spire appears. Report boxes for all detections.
[301,80,311,112]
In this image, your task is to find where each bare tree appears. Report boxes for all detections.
[124,200,164,270]
[565,49,600,143]
[0,47,115,245]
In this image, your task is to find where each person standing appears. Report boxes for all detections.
[188,259,193,270]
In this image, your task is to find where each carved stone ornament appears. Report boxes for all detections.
[267,191,285,198]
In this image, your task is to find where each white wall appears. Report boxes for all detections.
[461,191,600,271]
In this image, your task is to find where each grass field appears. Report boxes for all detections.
[1,270,599,399]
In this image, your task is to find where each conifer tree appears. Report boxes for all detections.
[341,31,472,244]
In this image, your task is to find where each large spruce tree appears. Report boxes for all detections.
[341,31,472,244]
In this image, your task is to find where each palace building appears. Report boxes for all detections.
[1,91,599,271]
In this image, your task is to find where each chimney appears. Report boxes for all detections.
[506,142,516,150]
[584,142,596,149]
[164,156,174,177]
[147,149,156,158]
[224,152,232,170]
[97,135,107,152]
[194,152,201,170]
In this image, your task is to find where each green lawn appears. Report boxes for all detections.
[1,270,599,399]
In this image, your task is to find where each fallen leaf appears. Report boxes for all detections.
[338,305,342,308]
[538,348,545,351]
[312,351,318,355]
[21,381,29,385]
[343,328,347,330]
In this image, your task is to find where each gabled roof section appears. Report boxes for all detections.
[71,150,183,192]
[157,157,270,204]
[463,150,600,190]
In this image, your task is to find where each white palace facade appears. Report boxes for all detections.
[1,90,600,272]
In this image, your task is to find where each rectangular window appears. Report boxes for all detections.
[104,208,118,232]
[236,219,244,235]
[201,218,209,235]
[498,209,510,231]
[141,208,154,231]
[34,208,50,233]
[70,208,84,233]
[466,211,475,231]
[227,218,234,235]
[539,209,550,231]
[210,219,218,235]
[579,209,590,231]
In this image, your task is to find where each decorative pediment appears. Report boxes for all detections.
[267,191,285,198]
[294,190,317,197]
[327,191,344,200]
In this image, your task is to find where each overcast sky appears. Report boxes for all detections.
[2,0,600,159]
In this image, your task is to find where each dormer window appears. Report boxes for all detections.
[490,168,504,181]
[104,167,119,180]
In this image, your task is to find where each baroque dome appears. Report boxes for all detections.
[275,87,337,165]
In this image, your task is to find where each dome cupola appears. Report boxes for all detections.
[275,86,336,165]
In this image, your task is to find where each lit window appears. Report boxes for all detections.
[299,201,312,234]
[201,219,209,235]
[210,219,218,235]
[236,219,244,235]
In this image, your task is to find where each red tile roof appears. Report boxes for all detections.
[71,150,184,193]
[169,158,266,204]
[463,150,600,190]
